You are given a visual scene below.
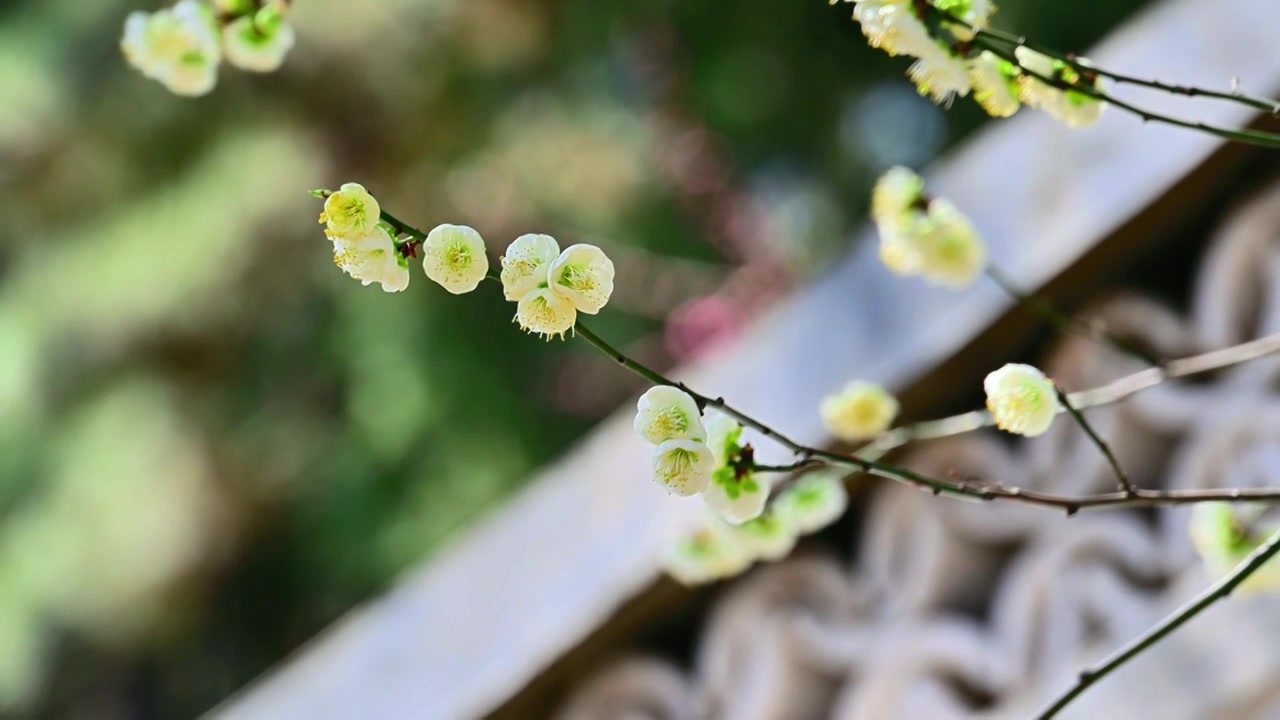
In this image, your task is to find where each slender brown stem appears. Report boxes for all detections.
[1054,385,1135,495]
[1035,528,1280,718]
[750,460,821,474]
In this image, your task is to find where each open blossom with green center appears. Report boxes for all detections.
[733,511,797,563]
[421,224,489,295]
[774,472,849,535]
[969,51,1021,118]
[651,439,715,497]
[820,381,899,442]
[222,12,296,73]
[1014,47,1106,128]
[984,363,1059,437]
[908,44,972,104]
[500,234,560,302]
[634,386,706,445]
[703,471,768,525]
[332,226,409,293]
[501,235,615,335]
[662,517,751,586]
[1190,503,1280,594]
[121,0,222,97]
[320,183,381,240]
[914,199,987,287]
[514,287,577,340]
[850,1,936,60]
[548,244,615,315]
[699,412,767,524]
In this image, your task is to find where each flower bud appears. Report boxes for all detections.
[984,363,1059,437]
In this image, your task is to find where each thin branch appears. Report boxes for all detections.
[1035,528,1280,719]
[367,201,1280,514]
[858,331,1280,462]
[984,265,1162,367]
[1054,385,1136,495]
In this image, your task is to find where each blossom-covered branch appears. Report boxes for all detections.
[833,0,1280,149]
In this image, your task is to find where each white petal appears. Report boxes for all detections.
[514,286,576,339]
[703,476,768,525]
[652,439,714,496]
[500,234,560,302]
[547,244,615,314]
[775,473,848,535]
[820,381,898,442]
[634,386,706,444]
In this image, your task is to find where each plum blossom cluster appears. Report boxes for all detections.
[833,0,1106,127]
[316,184,615,338]
[663,473,849,586]
[500,235,616,340]
[121,0,296,96]
[634,387,782,525]
[871,166,987,288]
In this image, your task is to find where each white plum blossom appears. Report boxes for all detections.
[421,224,489,295]
[514,287,577,340]
[121,0,222,97]
[733,511,797,562]
[662,518,751,586]
[548,244,616,315]
[332,226,409,293]
[320,183,382,240]
[651,439,715,497]
[969,51,1021,118]
[775,473,849,535]
[820,381,899,442]
[500,234,561,302]
[851,1,937,59]
[703,411,742,467]
[984,363,1059,437]
[908,44,972,104]
[635,386,706,445]
[914,199,987,287]
[1015,47,1106,128]
[222,14,296,73]
[703,477,768,525]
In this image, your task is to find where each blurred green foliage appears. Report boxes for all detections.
[0,0,1147,714]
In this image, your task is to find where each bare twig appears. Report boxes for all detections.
[1054,385,1136,495]
[1036,528,1280,718]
